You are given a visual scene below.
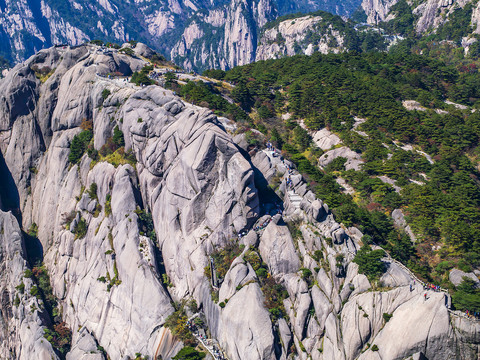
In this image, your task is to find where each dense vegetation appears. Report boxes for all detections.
[68,129,93,164]
[195,46,480,310]
[172,346,206,360]
[165,303,197,346]
[353,245,386,281]
[131,65,154,86]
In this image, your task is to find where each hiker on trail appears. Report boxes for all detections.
[424,293,427,301]
[410,284,412,292]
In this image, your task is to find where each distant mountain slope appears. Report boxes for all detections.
[3,0,480,72]
[360,0,480,42]
[0,0,363,66]
[255,11,390,62]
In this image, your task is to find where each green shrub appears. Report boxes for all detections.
[105,194,112,216]
[452,277,480,312]
[135,208,156,241]
[203,69,226,80]
[165,306,196,346]
[219,301,226,308]
[300,267,312,280]
[30,286,40,297]
[371,344,379,352]
[16,282,25,294]
[194,317,204,327]
[353,245,386,281]
[101,89,111,100]
[120,47,135,56]
[69,130,93,164]
[326,157,347,172]
[208,241,243,281]
[383,313,392,322]
[43,322,72,355]
[188,299,198,313]
[24,269,33,278]
[256,268,268,278]
[325,237,333,247]
[312,250,323,262]
[87,182,98,200]
[335,254,345,267]
[172,346,206,360]
[262,276,289,321]
[130,67,153,86]
[112,126,125,148]
[244,250,262,270]
[74,218,88,239]
[27,223,38,237]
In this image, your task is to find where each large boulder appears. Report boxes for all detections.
[259,220,300,276]
[449,268,480,288]
[318,146,363,171]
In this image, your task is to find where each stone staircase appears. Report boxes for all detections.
[287,190,302,210]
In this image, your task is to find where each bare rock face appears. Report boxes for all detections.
[363,0,480,42]
[66,328,105,360]
[312,128,342,151]
[259,218,300,276]
[357,291,453,360]
[0,44,266,360]
[256,14,347,62]
[218,283,275,360]
[318,146,363,171]
[449,268,480,287]
[171,0,277,71]
[0,210,59,360]
[360,0,398,24]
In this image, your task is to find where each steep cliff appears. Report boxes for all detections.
[171,0,277,71]
[0,43,265,359]
[255,10,396,62]
[256,14,348,61]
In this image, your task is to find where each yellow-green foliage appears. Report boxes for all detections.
[164,305,196,346]
[243,250,262,270]
[32,65,55,83]
[90,148,136,169]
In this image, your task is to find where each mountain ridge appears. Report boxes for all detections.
[0,41,479,360]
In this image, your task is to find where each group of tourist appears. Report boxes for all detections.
[424,283,442,292]
[254,217,272,232]
[148,71,161,81]
[286,176,294,190]
[284,161,294,176]
[266,141,278,157]
[464,309,480,319]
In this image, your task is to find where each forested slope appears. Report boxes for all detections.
[175,48,480,310]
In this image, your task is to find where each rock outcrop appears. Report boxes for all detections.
[0,210,60,360]
[171,0,277,71]
[255,14,347,61]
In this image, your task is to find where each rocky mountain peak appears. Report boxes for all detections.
[0,43,479,359]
